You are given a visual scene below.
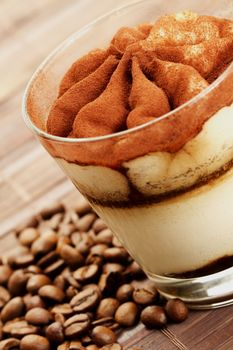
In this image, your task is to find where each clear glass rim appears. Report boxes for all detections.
[22,0,233,144]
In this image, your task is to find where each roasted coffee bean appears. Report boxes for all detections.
[54,275,66,291]
[0,287,10,308]
[37,251,58,269]
[91,326,116,347]
[76,236,94,256]
[23,295,45,311]
[60,245,84,269]
[40,203,65,220]
[114,302,138,327]
[116,284,134,303]
[57,342,70,350]
[92,219,107,233]
[8,270,29,296]
[26,275,51,294]
[25,265,42,275]
[58,224,76,237]
[70,287,101,312]
[91,317,115,329]
[103,248,128,263]
[25,307,52,325]
[94,230,113,245]
[19,228,40,247]
[112,237,122,248]
[165,299,189,322]
[85,254,103,267]
[10,254,34,269]
[70,233,81,247]
[51,304,73,317]
[90,245,108,257]
[141,305,167,328]
[0,266,13,286]
[124,261,145,280]
[55,313,66,324]
[69,341,86,350]
[75,214,96,232]
[3,320,38,338]
[102,264,124,274]
[48,213,63,230]
[1,297,24,323]
[132,288,158,306]
[0,338,20,350]
[64,314,90,338]
[86,345,99,350]
[63,272,81,289]
[44,259,65,276]
[46,322,64,343]
[96,299,119,319]
[66,286,78,300]
[38,285,65,303]
[99,344,122,350]
[98,272,122,296]
[81,335,92,346]
[73,265,99,284]
[75,201,91,216]
[31,231,57,257]
[20,334,50,350]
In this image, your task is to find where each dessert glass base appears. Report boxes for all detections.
[23,0,233,309]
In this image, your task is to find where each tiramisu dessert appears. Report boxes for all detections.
[28,11,233,279]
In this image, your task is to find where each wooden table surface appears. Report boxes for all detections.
[0,1,233,349]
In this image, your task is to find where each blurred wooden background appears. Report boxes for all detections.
[0,1,233,349]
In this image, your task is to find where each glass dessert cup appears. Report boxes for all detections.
[23,0,233,309]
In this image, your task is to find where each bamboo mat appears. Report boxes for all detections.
[0,1,233,349]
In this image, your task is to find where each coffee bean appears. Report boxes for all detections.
[132,288,157,306]
[141,305,167,328]
[86,345,99,350]
[57,236,72,253]
[26,275,51,294]
[0,287,10,309]
[116,284,134,303]
[44,260,65,276]
[94,230,113,245]
[58,224,77,237]
[75,201,92,216]
[98,272,122,296]
[37,251,58,269]
[46,322,64,343]
[73,265,99,284]
[165,299,189,322]
[3,320,38,338]
[1,297,24,323]
[91,317,115,329]
[0,266,13,286]
[102,264,124,274]
[57,342,70,350]
[85,255,103,267]
[0,338,20,350]
[38,285,65,303]
[64,314,90,338]
[75,214,96,232]
[115,302,138,327]
[63,272,81,289]
[31,231,57,257]
[112,237,122,248]
[55,313,66,324]
[51,304,73,317]
[25,307,52,325]
[11,254,35,269]
[91,326,116,347]
[48,213,63,230]
[70,287,101,312]
[76,236,94,256]
[103,248,128,263]
[96,299,119,319]
[92,219,107,233]
[54,275,66,291]
[60,245,84,269]
[20,334,50,350]
[8,270,29,296]
[90,245,108,257]
[23,295,45,311]
[25,265,42,275]
[69,341,86,350]
[19,228,40,247]
[40,203,65,220]
[124,261,145,280]
[99,344,122,350]
[66,286,78,300]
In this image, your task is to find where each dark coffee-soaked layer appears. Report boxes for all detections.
[166,255,233,279]
[85,158,233,208]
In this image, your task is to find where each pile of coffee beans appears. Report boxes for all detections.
[0,200,189,349]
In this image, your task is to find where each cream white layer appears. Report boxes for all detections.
[57,102,233,202]
[91,167,233,275]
